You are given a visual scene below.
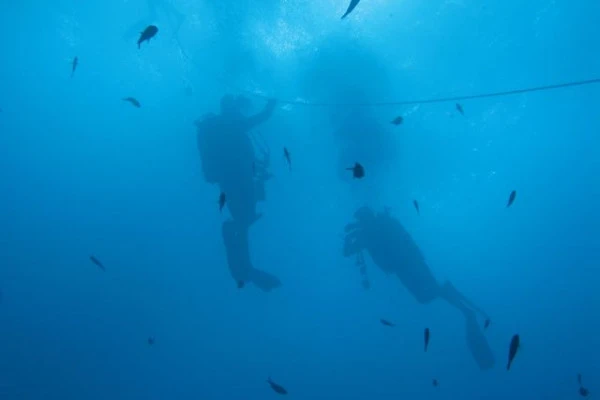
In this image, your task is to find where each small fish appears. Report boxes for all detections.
[237,280,245,289]
[147,337,155,345]
[578,374,590,397]
[346,162,365,179]
[283,147,291,171]
[413,200,420,215]
[380,319,395,327]
[341,0,361,19]
[391,116,404,125]
[484,318,491,330]
[89,255,105,271]
[507,190,517,208]
[123,97,141,108]
[456,103,465,116]
[138,25,158,49]
[267,377,288,395]
[218,192,226,213]
[71,56,78,78]
[432,379,439,387]
[506,334,520,371]
[424,328,430,352]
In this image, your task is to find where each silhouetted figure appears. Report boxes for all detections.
[380,319,395,327]
[484,318,491,330]
[343,207,495,370]
[346,162,365,179]
[89,255,106,272]
[267,377,288,395]
[71,56,78,78]
[334,105,395,186]
[123,0,184,42]
[577,373,590,397]
[196,95,280,292]
[123,97,141,108]
[138,25,159,49]
[506,334,520,371]
[507,190,517,208]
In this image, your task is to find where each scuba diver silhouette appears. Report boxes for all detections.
[195,95,280,291]
[343,206,495,370]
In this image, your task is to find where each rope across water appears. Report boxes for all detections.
[174,37,600,108]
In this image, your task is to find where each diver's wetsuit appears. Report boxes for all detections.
[343,207,495,370]
[196,96,280,291]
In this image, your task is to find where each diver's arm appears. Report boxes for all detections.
[243,98,277,130]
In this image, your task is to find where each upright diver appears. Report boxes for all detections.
[196,95,281,291]
[343,207,495,370]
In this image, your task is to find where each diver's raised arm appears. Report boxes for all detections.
[244,98,277,130]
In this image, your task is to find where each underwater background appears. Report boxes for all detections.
[1,0,599,398]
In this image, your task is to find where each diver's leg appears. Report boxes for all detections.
[442,281,490,319]
[221,220,280,292]
[221,220,252,287]
[439,281,495,370]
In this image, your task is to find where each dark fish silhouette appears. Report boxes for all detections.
[507,190,517,208]
[380,319,395,327]
[484,318,491,330]
[218,192,226,213]
[138,25,158,49]
[123,97,141,108]
[147,337,155,345]
[391,116,404,125]
[237,280,245,289]
[424,328,430,352]
[267,377,288,395]
[413,200,420,215]
[71,56,78,78]
[456,103,465,116]
[346,162,365,179]
[362,279,371,290]
[506,334,520,371]
[578,374,590,397]
[89,255,105,271]
[283,147,291,171]
[432,379,439,387]
[341,0,361,19]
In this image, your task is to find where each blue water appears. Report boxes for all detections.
[1,0,599,399]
